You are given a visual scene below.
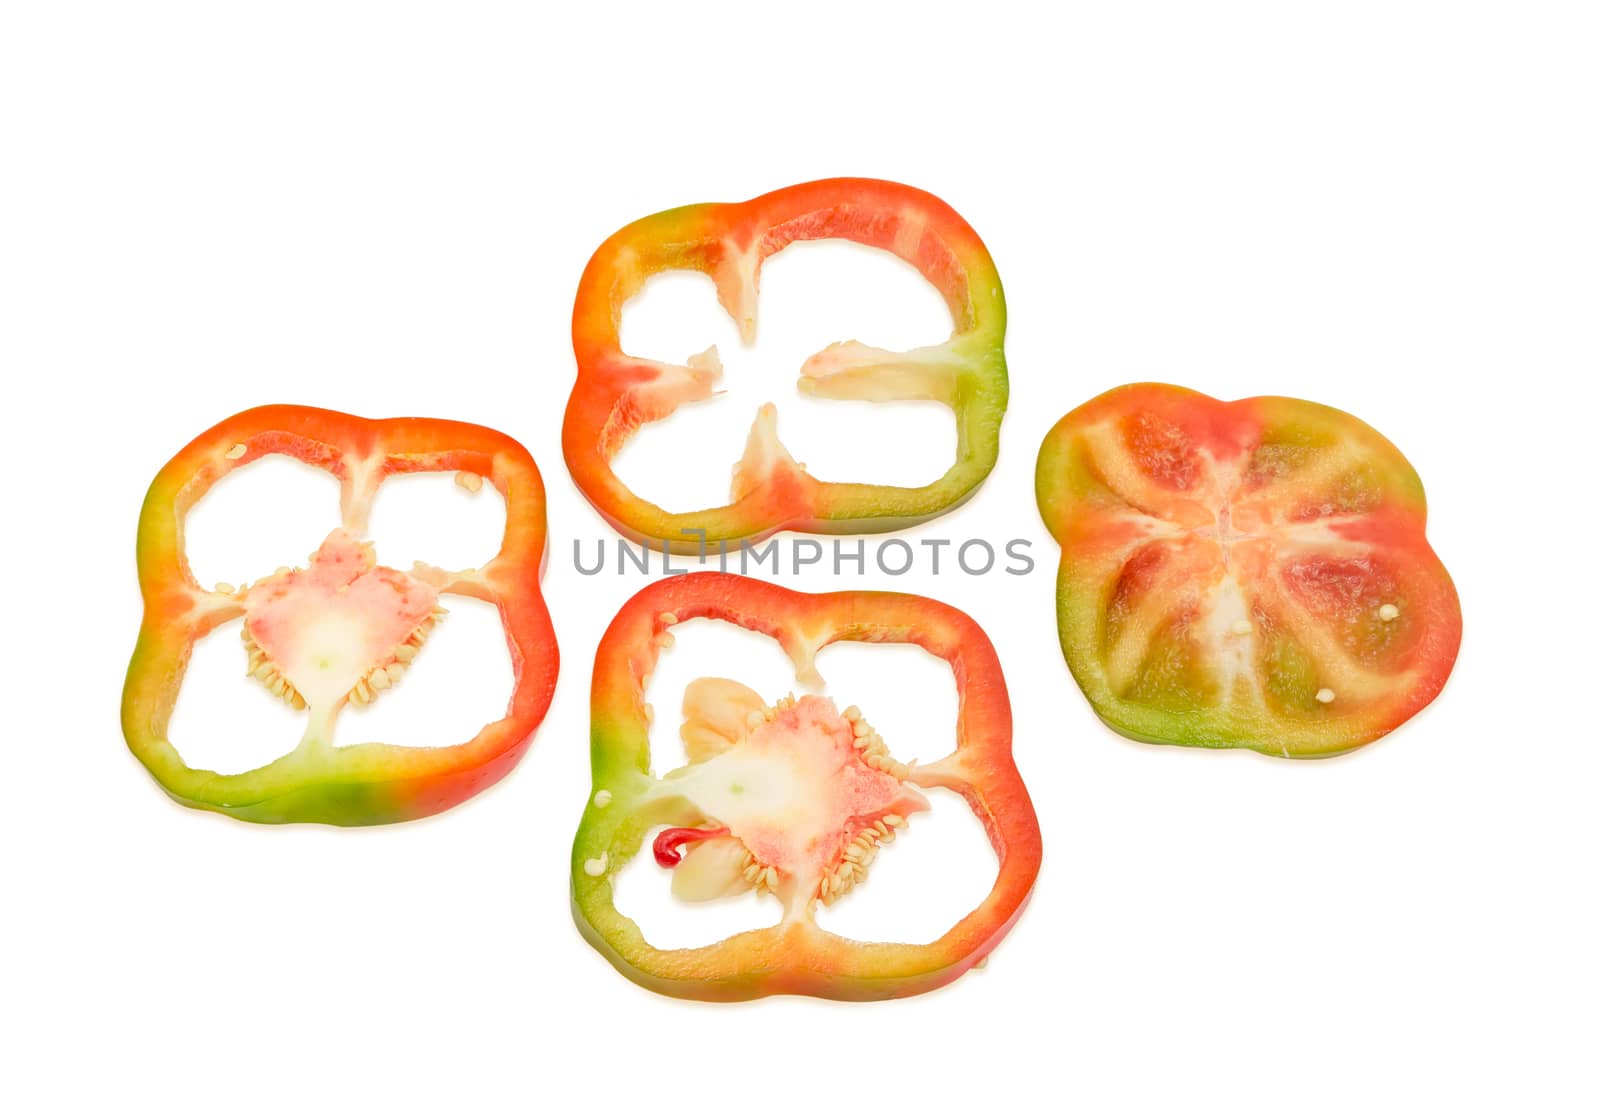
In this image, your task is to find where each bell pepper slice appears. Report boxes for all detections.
[1036,383,1461,757]
[565,177,1009,550]
[571,573,1041,1001]
[122,405,559,825]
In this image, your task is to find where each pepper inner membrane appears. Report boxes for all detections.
[642,677,931,920]
[238,528,445,718]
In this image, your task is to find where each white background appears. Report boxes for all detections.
[4,3,1597,1101]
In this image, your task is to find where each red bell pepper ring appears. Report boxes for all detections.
[122,405,559,825]
[565,177,1009,550]
[571,573,1041,1001]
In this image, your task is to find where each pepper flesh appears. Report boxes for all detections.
[565,178,1009,551]
[1036,383,1461,757]
[122,405,559,825]
[570,573,1041,1002]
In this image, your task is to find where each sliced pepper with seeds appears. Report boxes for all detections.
[122,405,559,825]
[1036,383,1461,757]
[571,573,1041,1001]
[564,177,1009,551]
